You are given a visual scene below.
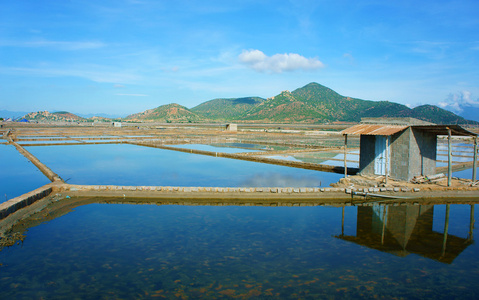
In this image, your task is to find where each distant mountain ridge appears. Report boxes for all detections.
[16,82,477,125]
[191,97,265,120]
[125,103,204,122]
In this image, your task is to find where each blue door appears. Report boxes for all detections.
[374,136,390,175]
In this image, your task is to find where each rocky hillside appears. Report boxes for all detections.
[239,83,474,124]
[23,111,85,122]
[125,103,205,122]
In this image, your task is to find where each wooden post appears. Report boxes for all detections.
[442,204,450,257]
[381,205,388,245]
[385,136,389,185]
[473,136,477,182]
[447,128,452,187]
[469,204,475,242]
[343,134,348,178]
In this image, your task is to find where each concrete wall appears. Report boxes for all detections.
[390,129,410,181]
[408,128,437,180]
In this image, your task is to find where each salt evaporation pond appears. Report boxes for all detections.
[26,144,343,187]
[169,143,261,153]
[0,202,478,299]
[0,144,50,202]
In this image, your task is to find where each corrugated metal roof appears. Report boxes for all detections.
[341,124,408,136]
[341,124,478,136]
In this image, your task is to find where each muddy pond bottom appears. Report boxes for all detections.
[0,201,478,299]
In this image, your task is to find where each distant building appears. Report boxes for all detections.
[226,123,237,131]
[342,118,477,181]
[113,122,122,128]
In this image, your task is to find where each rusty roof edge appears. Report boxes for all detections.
[341,124,408,136]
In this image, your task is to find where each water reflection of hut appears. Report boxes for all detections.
[341,118,478,184]
[336,204,474,264]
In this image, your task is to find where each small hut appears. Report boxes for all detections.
[226,123,237,132]
[342,118,477,183]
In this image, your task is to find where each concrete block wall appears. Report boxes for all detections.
[390,129,410,181]
[408,128,437,180]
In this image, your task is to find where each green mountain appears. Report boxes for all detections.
[242,90,328,122]
[239,83,473,124]
[191,97,265,120]
[408,105,473,124]
[125,103,205,122]
[242,83,411,123]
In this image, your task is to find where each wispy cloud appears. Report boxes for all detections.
[116,93,148,97]
[238,49,324,73]
[3,66,139,83]
[0,40,106,50]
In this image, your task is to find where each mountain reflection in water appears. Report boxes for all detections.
[0,198,478,299]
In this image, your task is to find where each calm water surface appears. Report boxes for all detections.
[26,144,342,187]
[0,144,50,202]
[169,144,261,153]
[0,201,477,299]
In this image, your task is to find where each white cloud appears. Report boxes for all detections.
[439,91,479,113]
[238,49,324,73]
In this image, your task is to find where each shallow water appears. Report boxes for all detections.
[169,143,260,153]
[0,201,477,299]
[0,144,50,202]
[26,144,343,187]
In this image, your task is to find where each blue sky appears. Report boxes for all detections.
[1,0,478,117]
